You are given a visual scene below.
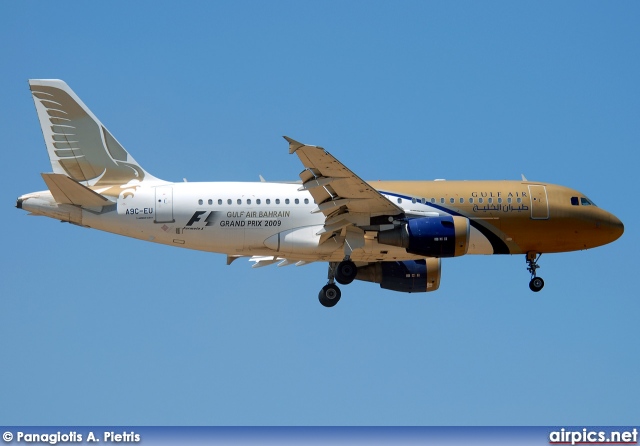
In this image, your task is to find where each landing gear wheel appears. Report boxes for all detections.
[335,260,357,285]
[529,277,544,292]
[319,284,341,307]
[526,252,544,292]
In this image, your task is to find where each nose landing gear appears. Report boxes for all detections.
[526,252,544,292]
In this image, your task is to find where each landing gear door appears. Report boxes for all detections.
[155,186,174,223]
[528,185,549,220]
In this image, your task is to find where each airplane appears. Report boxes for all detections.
[16,79,624,307]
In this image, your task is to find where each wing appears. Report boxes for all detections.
[285,136,404,244]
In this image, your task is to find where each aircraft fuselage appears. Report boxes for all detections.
[19,179,623,262]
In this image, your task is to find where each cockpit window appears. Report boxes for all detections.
[581,197,595,206]
[571,196,579,206]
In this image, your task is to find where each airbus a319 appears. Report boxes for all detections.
[16,80,624,307]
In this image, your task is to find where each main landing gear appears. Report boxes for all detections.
[318,259,356,307]
[318,283,341,308]
[335,259,357,285]
[526,252,544,292]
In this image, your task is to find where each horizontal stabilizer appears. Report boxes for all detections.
[41,173,111,207]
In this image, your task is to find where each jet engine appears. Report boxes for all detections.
[377,216,470,257]
[355,258,441,293]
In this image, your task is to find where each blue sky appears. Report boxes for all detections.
[1,1,638,426]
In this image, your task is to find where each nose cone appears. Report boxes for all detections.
[609,213,624,242]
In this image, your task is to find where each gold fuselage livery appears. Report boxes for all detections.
[17,80,624,307]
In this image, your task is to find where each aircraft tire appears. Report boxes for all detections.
[335,260,357,285]
[319,284,341,307]
[529,277,544,292]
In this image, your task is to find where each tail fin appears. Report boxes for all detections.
[29,79,159,195]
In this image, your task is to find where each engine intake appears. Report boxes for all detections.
[356,259,441,293]
[378,216,470,257]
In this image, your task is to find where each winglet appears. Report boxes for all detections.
[521,174,528,181]
[283,136,306,154]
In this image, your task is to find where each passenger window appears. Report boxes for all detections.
[439,198,444,204]
[247,199,251,205]
[276,199,280,204]
[198,199,203,205]
[256,199,261,205]
[507,197,512,204]
[488,198,493,204]
[571,197,579,206]
[266,199,271,205]
[497,198,502,204]
[285,198,290,204]
[218,199,222,205]
[517,197,522,204]
[469,198,474,204]
[421,198,427,204]
[478,198,483,204]
[449,198,455,204]
[460,198,464,204]
[295,198,299,204]
[397,198,402,204]
[304,198,309,204]
[237,199,242,205]
[227,199,232,205]
[430,198,435,203]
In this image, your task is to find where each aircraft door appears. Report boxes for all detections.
[528,185,549,220]
[155,186,175,223]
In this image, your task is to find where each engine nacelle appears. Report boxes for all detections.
[377,216,470,257]
[356,258,441,293]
